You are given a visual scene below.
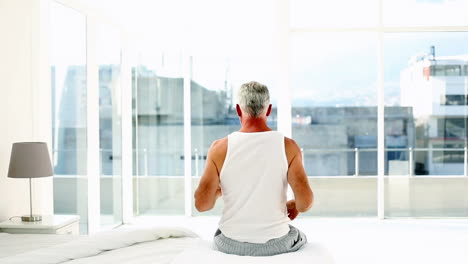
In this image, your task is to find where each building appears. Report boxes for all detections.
[400,47,468,175]
[51,65,87,175]
[131,66,415,177]
[54,64,417,178]
[292,106,414,176]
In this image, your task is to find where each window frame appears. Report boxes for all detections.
[51,0,468,225]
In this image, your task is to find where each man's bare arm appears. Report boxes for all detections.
[194,139,226,212]
[285,138,314,212]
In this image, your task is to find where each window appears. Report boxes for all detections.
[50,2,88,233]
[433,143,464,164]
[97,23,122,228]
[431,65,446,76]
[190,56,236,216]
[384,32,468,216]
[132,51,185,215]
[431,65,462,76]
[437,118,467,139]
[290,0,378,28]
[190,56,279,216]
[445,65,462,76]
[289,2,468,218]
[51,0,468,222]
[441,95,466,106]
[291,32,378,216]
[383,0,468,27]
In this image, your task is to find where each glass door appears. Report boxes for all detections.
[50,1,88,233]
[132,50,185,215]
[97,23,123,228]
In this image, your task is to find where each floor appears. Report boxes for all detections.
[126,216,468,264]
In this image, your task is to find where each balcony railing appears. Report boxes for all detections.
[52,147,468,218]
[52,147,468,177]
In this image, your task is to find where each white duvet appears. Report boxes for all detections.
[0,227,198,264]
[0,233,78,258]
[1,227,334,264]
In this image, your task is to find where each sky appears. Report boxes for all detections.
[291,31,468,107]
[52,0,468,108]
[383,32,468,106]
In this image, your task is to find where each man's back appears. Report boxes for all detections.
[194,81,312,256]
[218,131,290,243]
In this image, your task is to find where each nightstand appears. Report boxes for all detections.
[0,215,80,235]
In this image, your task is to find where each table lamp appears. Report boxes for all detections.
[7,142,53,222]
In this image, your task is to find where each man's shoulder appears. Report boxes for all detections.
[209,137,228,170]
[284,136,301,166]
[211,137,228,148]
[284,136,300,151]
[210,137,228,156]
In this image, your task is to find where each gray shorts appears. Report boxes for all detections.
[213,225,307,256]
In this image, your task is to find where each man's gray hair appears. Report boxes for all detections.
[237,81,270,118]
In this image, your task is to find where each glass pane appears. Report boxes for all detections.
[383,0,468,27]
[290,0,378,28]
[97,23,122,228]
[291,32,378,216]
[132,51,185,215]
[384,32,468,217]
[190,56,279,216]
[190,56,235,179]
[50,2,88,234]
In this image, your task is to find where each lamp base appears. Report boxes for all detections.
[21,215,42,222]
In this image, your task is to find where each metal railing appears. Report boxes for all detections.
[190,147,467,177]
[52,147,468,219]
[52,146,468,177]
[301,147,467,177]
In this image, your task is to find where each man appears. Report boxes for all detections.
[194,81,313,256]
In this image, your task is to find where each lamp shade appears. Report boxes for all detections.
[7,142,53,179]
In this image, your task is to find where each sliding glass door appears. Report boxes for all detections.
[290,32,378,216]
[50,1,88,233]
[97,23,123,228]
[50,0,468,222]
[383,32,468,217]
[132,50,185,215]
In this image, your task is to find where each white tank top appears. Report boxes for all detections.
[218,131,290,243]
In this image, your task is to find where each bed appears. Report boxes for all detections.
[0,227,334,263]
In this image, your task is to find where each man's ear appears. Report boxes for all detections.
[266,104,272,117]
[236,104,242,117]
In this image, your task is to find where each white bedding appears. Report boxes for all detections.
[0,227,199,264]
[0,233,78,258]
[0,227,334,264]
[172,241,335,264]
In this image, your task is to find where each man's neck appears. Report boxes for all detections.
[239,117,272,133]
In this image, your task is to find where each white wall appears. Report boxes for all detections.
[0,0,53,221]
